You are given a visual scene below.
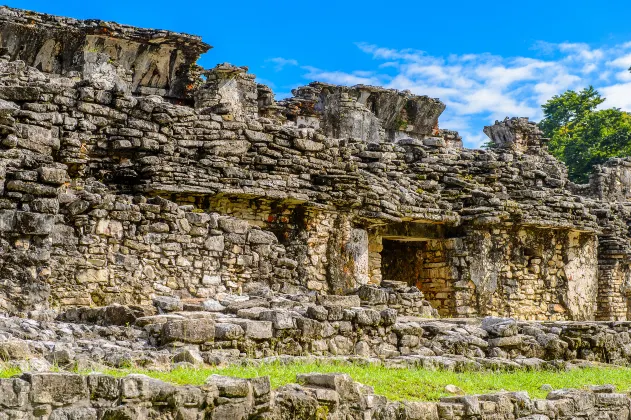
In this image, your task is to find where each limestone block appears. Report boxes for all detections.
[87,374,120,401]
[297,373,367,402]
[202,298,226,311]
[218,218,249,234]
[206,375,252,398]
[293,138,325,152]
[354,308,381,326]
[153,296,184,313]
[0,378,29,408]
[296,317,323,339]
[0,340,31,360]
[259,309,295,329]
[247,229,277,244]
[306,305,328,321]
[26,372,88,405]
[38,167,69,185]
[0,98,18,116]
[317,295,361,308]
[173,349,204,365]
[0,210,15,232]
[76,269,108,285]
[205,235,225,251]
[15,211,54,235]
[206,140,250,156]
[49,407,97,420]
[230,319,273,339]
[481,317,518,337]
[215,323,245,340]
[358,285,388,304]
[380,308,398,326]
[161,318,215,344]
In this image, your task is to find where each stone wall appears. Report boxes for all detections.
[0,6,630,322]
[1,371,630,419]
[370,227,598,320]
[49,193,297,308]
[464,227,598,320]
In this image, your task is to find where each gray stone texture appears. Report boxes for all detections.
[1,371,630,419]
[0,5,626,322]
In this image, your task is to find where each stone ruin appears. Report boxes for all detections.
[2,6,631,419]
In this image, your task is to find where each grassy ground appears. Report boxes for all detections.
[3,361,631,401]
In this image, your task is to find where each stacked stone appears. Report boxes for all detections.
[570,158,631,320]
[0,5,631,322]
[358,282,438,317]
[4,295,631,371]
[1,371,629,419]
[50,193,297,307]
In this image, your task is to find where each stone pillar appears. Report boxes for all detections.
[563,231,598,320]
[345,228,369,286]
[326,215,371,294]
[597,259,631,321]
[367,233,383,285]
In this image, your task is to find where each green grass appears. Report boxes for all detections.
[0,366,21,379]
[88,362,631,401]
[3,361,631,401]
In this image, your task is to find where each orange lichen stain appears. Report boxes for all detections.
[267,215,275,223]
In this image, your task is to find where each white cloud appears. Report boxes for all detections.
[302,66,383,86]
[600,83,631,109]
[608,53,631,68]
[267,57,299,71]
[557,42,604,61]
[286,40,631,148]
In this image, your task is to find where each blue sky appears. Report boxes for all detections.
[7,0,631,148]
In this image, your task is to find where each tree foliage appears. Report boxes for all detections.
[539,86,631,183]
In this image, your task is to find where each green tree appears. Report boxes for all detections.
[539,86,631,183]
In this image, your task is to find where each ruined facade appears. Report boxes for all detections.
[0,6,631,323]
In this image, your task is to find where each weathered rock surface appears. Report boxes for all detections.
[0,6,628,323]
[3,301,631,372]
[1,7,631,417]
[1,371,629,419]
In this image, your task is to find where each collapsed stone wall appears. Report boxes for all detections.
[1,371,630,420]
[0,6,630,322]
[3,299,631,371]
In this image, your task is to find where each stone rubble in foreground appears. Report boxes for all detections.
[1,295,631,418]
[1,5,631,419]
[2,294,631,371]
[2,370,631,419]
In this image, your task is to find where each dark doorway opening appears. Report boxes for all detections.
[380,238,455,316]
